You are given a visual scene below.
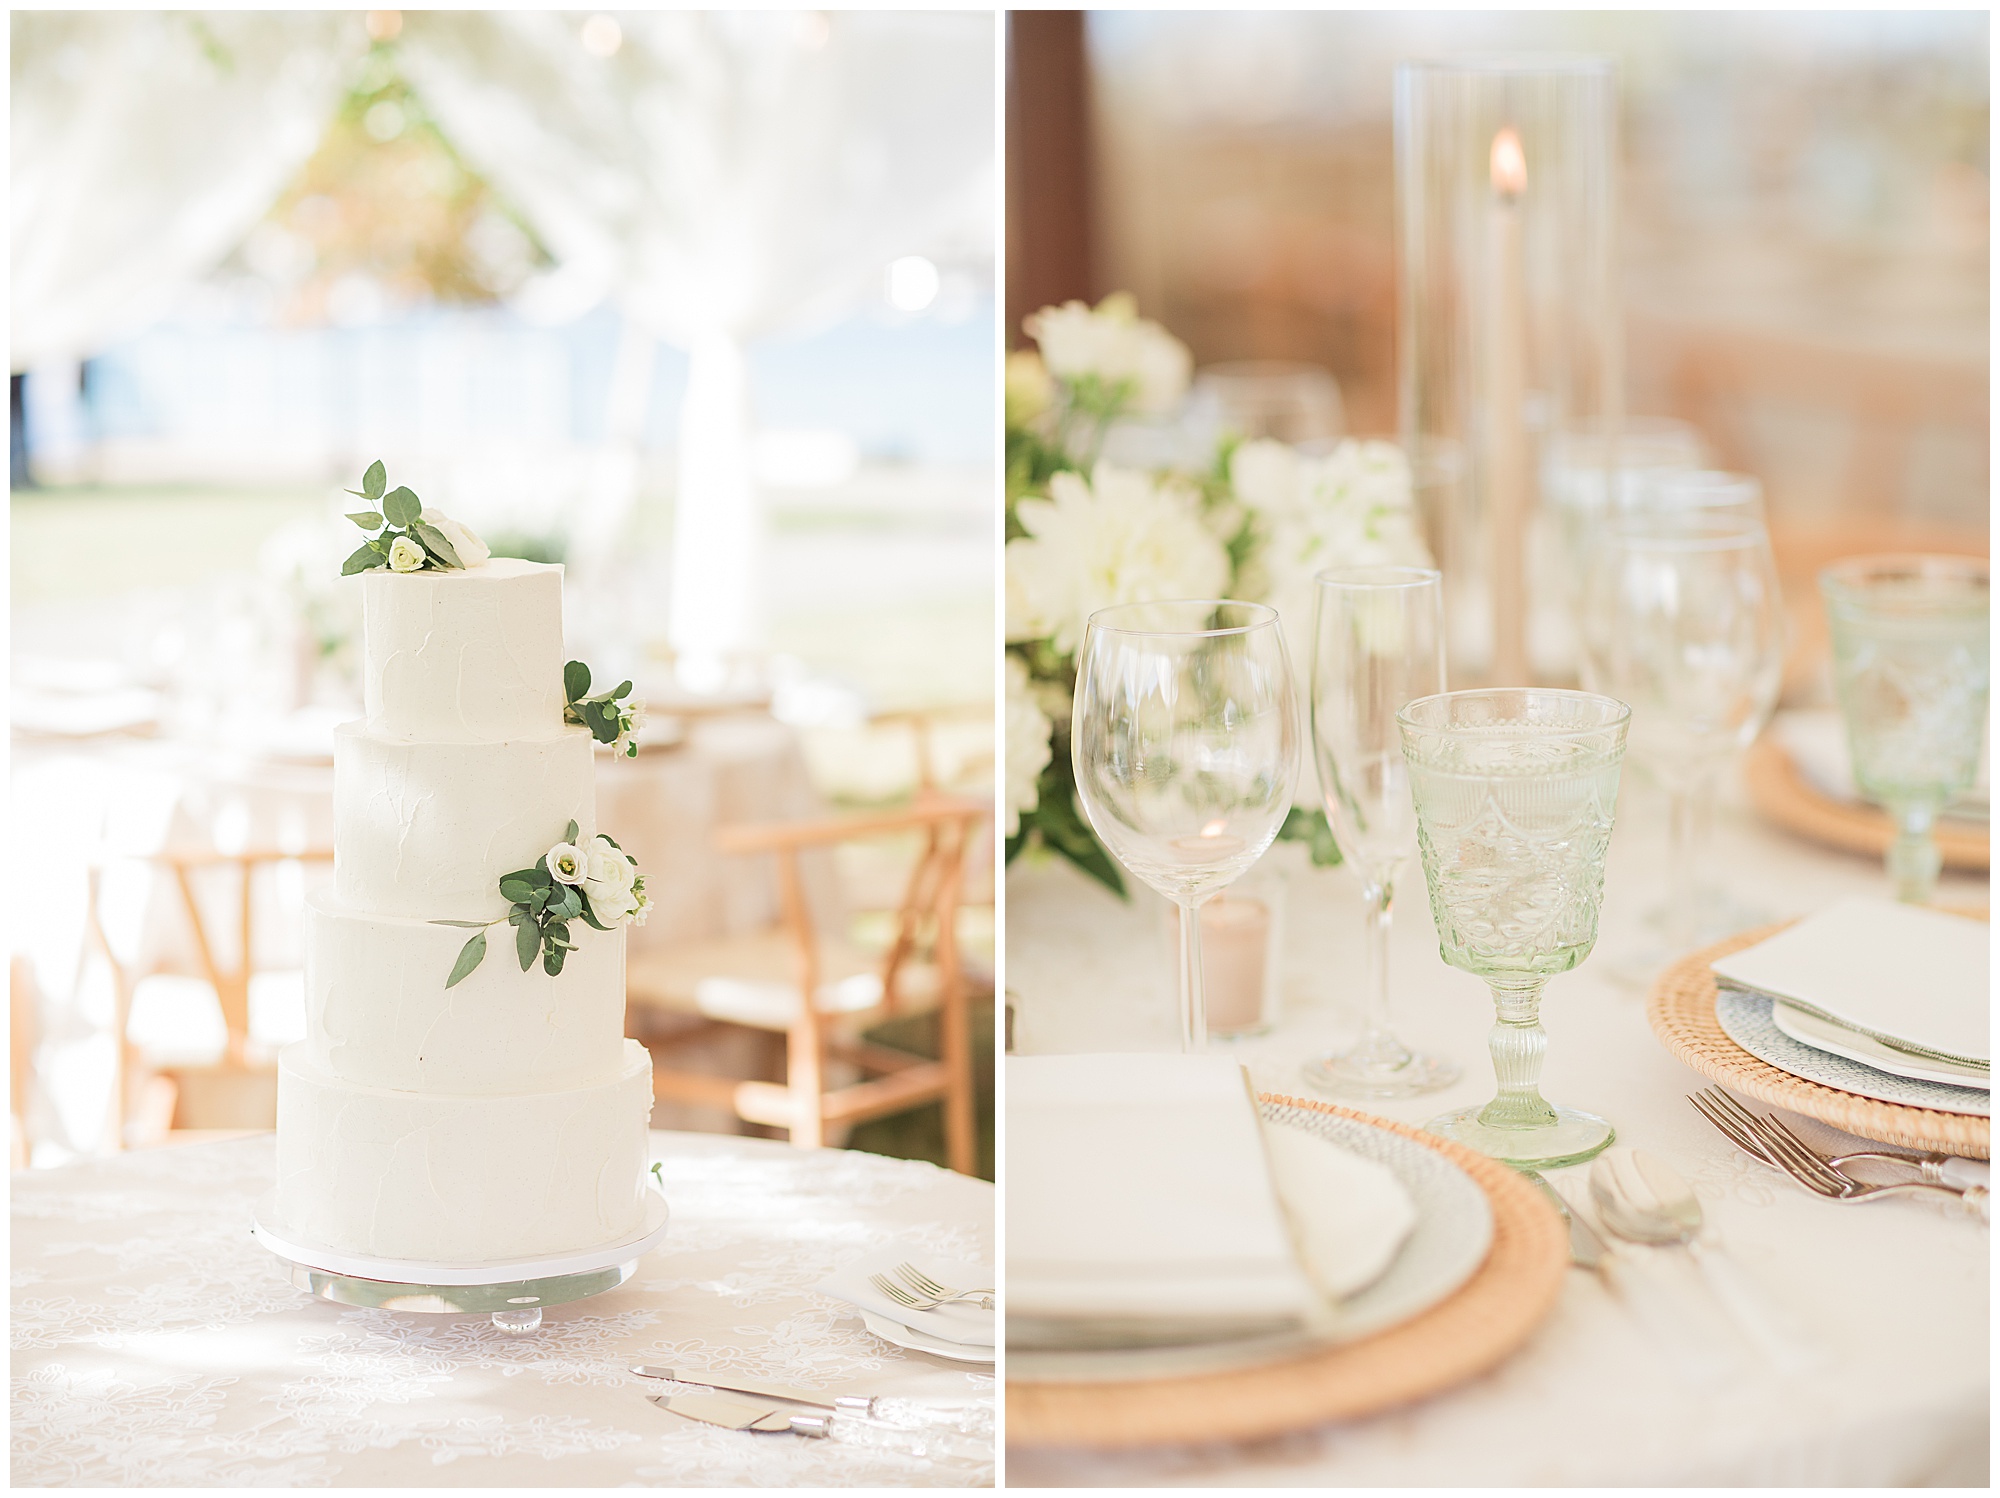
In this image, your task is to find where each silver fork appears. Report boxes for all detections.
[1689,1090,1976,1206]
[893,1263,994,1310]
[867,1272,995,1313]
[1697,1088,1985,1189]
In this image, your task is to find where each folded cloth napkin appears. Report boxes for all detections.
[1261,1121,1418,1301]
[1713,898,1989,1069]
[816,1249,994,1347]
[1008,1053,1414,1347]
[1770,1000,1991,1089]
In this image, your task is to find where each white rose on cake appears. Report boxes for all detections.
[419,506,490,568]
[387,535,427,572]
[584,835,644,926]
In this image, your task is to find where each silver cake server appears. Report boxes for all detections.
[632,1365,875,1415]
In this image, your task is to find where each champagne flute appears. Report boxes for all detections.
[1302,567,1459,1098]
[1579,510,1785,959]
[1822,556,1989,904]
[1072,601,1299,1051]
[1401,689,1630,1169]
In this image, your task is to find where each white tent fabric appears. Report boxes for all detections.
[9,12,364,371]
[395,10,995,670]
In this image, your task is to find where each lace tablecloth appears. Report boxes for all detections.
[1005,777,1989,1486]
[12,1131,994,1487]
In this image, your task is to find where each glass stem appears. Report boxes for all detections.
[1887,802,1943,905]
[1176,896,1209,1052]
[1665,778,1708,951]
[1474,977,1560,1130]
[1353,874,1411,1070]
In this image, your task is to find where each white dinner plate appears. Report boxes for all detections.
[1006,1101,1495,1383]
[1716,988,1990,1118]
[860,1310,996,1365]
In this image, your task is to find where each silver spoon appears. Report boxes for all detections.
[1589,1147,1811,1370]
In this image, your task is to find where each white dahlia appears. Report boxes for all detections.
[1004,654,1054,839]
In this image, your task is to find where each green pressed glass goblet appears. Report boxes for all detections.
[1399,689,1631,1169]
[1821,556,1989,906]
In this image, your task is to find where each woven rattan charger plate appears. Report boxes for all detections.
[1743,735,1988,872]
[1647,917,1990,1160]
[1005,1096,1568,1450]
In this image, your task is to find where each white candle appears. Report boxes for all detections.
[1487,125,1530,686]
[1198,894,1270,1034]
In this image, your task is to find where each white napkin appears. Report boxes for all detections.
[1008,1053,1415,1337]
[815,1249,994,1348]
[1713,898,1989,1067]
[1261,1122,1418,1301]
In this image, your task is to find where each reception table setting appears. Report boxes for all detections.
[1002,49,1987,1489]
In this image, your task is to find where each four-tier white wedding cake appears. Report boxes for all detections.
[274,557,654,1265]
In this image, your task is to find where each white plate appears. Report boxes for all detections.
[860,1310,996,1365]
[1772,1000,1992,1089]
[816,1250,995,1347]
[1006,1102,1495,1383]
[1716,988,1990,1118]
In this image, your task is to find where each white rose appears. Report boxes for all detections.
[1006,463,1231,656]
[584,835,634,894]
[1005,655,1054,839]
[387,535,426,572]
[545,840,587,886]
[588,879,641,927]
[418,506,490,567]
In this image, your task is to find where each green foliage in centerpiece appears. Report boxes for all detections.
[563,661,644,757]
[338,459,491,576]
[434,819,650,986]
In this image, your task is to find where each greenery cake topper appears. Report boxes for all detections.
[339,459,492,576]
[433,820,650,986]
[564,660,644,757]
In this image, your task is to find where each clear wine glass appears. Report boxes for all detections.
[1822,556,1990,905]
[1578,510,1785,960]
[1072,600,1300,1051]
[1401,689,1630,1169]
[1302,567,1459,1098]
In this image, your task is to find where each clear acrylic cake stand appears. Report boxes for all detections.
[251,1187,670,1334]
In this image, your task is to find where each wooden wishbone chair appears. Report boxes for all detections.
[627,794,989,1174]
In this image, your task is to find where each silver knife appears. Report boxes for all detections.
[632,1365,875,1415]
[649,1393,832,1437]
[1520,1170,1606,1271]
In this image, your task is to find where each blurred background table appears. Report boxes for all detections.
[11,1128,994,1487]
[1004,768,1988,1486]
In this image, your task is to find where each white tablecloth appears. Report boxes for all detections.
[11,1131,994,1487]
[1004,774,1989,1486]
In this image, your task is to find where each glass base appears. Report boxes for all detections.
[1303,1049,1460,1100]
[1424,1102,1615,1170]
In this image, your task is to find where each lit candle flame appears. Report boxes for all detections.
[1490,127,1526,199]
[1201,818,1228,838]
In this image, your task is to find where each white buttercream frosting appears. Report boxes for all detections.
[360,558,566,743]
[274,1040,653,1263]
[279,552,655,1266]
[332,722,596,921]
[304,893,627,1096]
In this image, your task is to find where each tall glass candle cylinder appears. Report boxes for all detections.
[1396,58,1620,686]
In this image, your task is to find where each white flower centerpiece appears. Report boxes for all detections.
[1005,294,1435,890]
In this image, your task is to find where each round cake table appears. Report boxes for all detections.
[11,1132,994,1487]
